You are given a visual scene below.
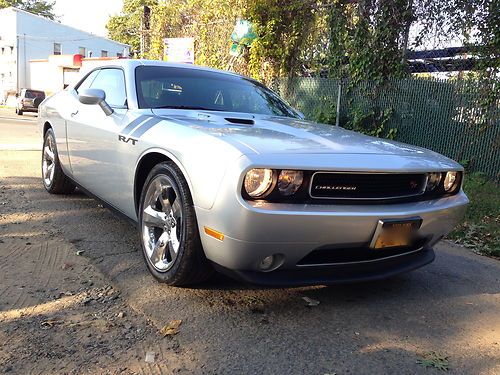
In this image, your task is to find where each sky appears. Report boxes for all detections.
[53,0,123,37]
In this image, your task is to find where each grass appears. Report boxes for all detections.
[449,172,499,258]
[417,352,450,371]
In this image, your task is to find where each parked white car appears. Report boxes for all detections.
[38,59,468,286]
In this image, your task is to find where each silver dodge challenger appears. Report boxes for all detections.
[38,60,469,286]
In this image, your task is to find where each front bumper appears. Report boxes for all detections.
[195,190,468,285]
[214,247,435,286]
[19,106,38,112]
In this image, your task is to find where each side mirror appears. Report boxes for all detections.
[78,88,114,116]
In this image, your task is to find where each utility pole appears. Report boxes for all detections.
[16,35,19,92]
[23,34,26,89]
[335,82,341,127]
[140,5,151,58]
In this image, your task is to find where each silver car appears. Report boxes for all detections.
[38,60,469,286]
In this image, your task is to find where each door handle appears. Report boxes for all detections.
[70,110,78,117]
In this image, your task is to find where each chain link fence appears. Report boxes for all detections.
[272,77,499,180]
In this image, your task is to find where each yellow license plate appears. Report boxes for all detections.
[370,218,422,249]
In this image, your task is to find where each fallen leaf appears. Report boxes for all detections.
[41,319,63,328]
[144,351,155,363]
[302,296,320,307]
[159,319,182,337]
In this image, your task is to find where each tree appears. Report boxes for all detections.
[106,0,157,57]
[105,0,498,85]
[326,0,413,83]
[246,0,315,81]
[0,0,56,20]
[413,0,499,99]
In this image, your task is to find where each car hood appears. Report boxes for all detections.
[152,110,446,157]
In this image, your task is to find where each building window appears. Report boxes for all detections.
[78,47,86,56]
[54,43,61,55]
[117,52,123,58]
[101,50,108,57]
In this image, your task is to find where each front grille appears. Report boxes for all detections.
[309,172,427,200]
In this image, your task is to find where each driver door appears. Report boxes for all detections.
[66,68,129,206]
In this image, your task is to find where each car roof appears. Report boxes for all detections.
[22,89,45,94]
[91,59,244,79]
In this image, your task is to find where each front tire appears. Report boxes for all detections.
[138,162,213,286]
[42,128,75,194]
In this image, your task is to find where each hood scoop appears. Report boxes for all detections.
[193,112,255,126]
[224,117,254,126]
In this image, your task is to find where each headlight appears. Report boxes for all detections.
[426,172,442,191]
[244,168,274,198]
[278,170,303,196]
[443,171,459,192]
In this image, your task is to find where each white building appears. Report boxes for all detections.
[0,7,129,102]
[29,54,124,95]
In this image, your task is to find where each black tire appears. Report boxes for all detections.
[42,128,75,194]
[16,108,23,115]
[138,161,213,286]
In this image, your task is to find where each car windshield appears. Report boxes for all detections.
[135,65,299,118]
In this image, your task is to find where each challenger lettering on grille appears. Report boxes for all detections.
[315,185,357,191]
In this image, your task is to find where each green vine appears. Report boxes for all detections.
[327,0,411,84]
[245,0,315,82]
[346,106,397,140]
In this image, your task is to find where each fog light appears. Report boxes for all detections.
[259,255,275,270]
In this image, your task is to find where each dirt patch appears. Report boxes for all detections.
[0,148,196,374]
[0,238,191,374]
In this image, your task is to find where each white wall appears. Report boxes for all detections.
[16,9,129,90]
[30,60,63,94]
[30,58,123,95]
[0,8,18,101]
[0,7,129,101]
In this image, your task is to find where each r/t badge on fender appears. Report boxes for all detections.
[119,135,138,145]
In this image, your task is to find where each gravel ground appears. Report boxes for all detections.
[0,113,499,374]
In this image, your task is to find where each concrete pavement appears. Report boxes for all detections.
[0,108,40,150]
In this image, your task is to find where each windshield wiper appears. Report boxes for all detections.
[154,105,224,111]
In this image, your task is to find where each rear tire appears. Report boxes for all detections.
[42,128,75,194]
[138,161,213,286]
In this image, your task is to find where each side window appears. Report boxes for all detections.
[89,69,127,108]
[76,70,99,93]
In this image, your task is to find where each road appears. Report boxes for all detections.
[0,110,499,374]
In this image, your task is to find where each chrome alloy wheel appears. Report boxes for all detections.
[42,136,56,187]
[141,175,183,272]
